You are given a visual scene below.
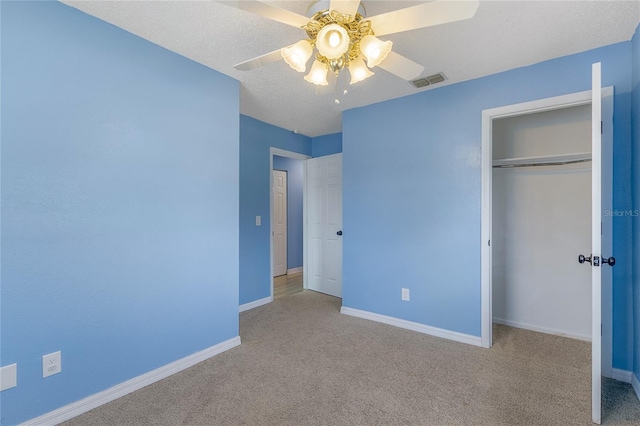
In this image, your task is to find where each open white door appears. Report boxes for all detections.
[590,61,603,426]
[306,154,343,297]
[600,86,614,382]
[589,62,615,425]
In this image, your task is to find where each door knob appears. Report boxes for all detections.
[578,254,591,265]
[579,254,615,267]
[602,256,616,266]
[336,230,343,236]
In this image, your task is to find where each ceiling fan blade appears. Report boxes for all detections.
[377,51,425,81]
[367,0,480,36]
[329,0,361,18]
[234,49,284,71]
[218,1,310,28]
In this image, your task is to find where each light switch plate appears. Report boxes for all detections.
[0,363,17,391]
[256,216,261,226]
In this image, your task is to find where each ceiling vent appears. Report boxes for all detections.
[411,72,447,89]
[410,78,430,88]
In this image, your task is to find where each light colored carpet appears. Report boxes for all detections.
[63,290,640,425]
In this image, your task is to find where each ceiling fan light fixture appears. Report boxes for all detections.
[281,40,313,72]
[304,59,329,86]
[360,35,392,68]
[228,0,480,98]
[315,24,350,59]
[348,56,374,84]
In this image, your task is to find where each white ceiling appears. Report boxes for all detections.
[62,0,640,137]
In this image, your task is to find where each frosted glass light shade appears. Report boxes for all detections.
[316,24,349,59]
[348,56,374,84]
[360,35,393,68]
[304,60,329,86]
[281,40,313,72]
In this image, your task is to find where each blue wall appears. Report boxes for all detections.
[0,2,239,424]
[239,116,311,305]
[312,133,342,157]
[632,23,640,384]
[273,156,304,270]
[343,43,635,369]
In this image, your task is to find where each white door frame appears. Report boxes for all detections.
[480,88,613,379]
[270,148,311,299]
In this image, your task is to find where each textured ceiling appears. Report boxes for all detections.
[62,0,640,137]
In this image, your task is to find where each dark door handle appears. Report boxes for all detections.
[579,254,615,267]
[602,256,615,266]
[578,254,591,265]
[337,230,343,236]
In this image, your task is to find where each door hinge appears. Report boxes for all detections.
[601,324,602,336]
[601,121,603,134]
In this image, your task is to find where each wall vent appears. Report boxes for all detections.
[411,72,447,89]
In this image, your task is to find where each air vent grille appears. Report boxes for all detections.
[411,78,430,88]
[426,73,445,84]
[411,72,447,89]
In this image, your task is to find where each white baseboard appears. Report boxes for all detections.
[340,306,482,347]
[22,336,241,426]
[632,372,640,402]
[611,368,640,402]
[287,267,303,275]
[239,296,272,313]
[612,368,633,383]
[493,318,591,342]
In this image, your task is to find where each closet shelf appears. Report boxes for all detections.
[492,152,591,168]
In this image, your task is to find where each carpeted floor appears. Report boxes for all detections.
[63,290,640,425]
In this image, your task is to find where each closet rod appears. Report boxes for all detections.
[492,158,592,169]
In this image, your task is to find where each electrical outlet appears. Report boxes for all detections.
[42,351,61,378]
[401,288,410,301]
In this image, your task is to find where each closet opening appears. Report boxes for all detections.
[491,104,592,342]
[481,81,616,424]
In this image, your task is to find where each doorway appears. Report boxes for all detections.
[480,83,615,423]
[269,149,344,301]
[270,148,310,300]
[481,89,613,356]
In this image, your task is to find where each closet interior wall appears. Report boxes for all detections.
[492,104,592,340]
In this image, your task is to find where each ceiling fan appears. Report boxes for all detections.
[219,0,479,86]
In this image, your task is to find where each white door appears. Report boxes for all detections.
[273,170,287,277]
[589,62,615,425]
[307,154,343,297]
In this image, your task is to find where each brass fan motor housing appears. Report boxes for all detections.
[303,9,374,73]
